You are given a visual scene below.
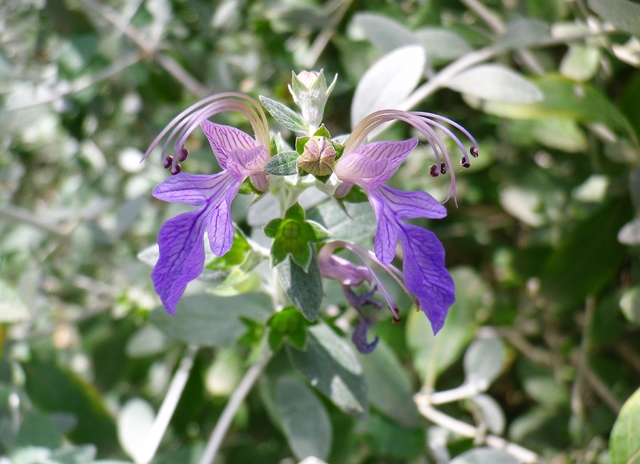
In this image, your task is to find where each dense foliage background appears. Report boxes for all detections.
[1,0,640,463]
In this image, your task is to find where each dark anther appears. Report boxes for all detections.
[178,148,189,162]
[429,165,439,177]
[171,164,181,175]
[440,162,447,175]
[163,156,173,169]
[392,315,403,324]
[461,157,470,168]
[470,146,479,158]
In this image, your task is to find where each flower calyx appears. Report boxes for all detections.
[263,202,330,271]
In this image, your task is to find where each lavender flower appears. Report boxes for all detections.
[145,94,271,314]
[332,110,479,333]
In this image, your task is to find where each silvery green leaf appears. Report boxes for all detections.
[276,253,323,321]
[610,387,640,464]
[352,13,418,53]
[150,293,272,346]
[620,286,640,324]
[414,27,472,60]
[287,323,368,419]
[560,45,601,82]
[588,0,640,37]
[357,340,421,427]
[450,448,519,464]
[275,376,332,460]
[351,45,425,128]
[497,18,551,49]
[469,394,506,435]
[0,279,31,322]
[117,398,155,463]
[463,336,505,389]
[445,64,543,103]
[618,218,640,245]
[263,151,299,176]
[259,96,307,133]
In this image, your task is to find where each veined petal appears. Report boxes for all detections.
[334,153,389,185]
[226,146,270,182]
[398,224,455,334]
[152,172,236,206]
[201,121,257,169]
[377,185,446,220]
[368,190,399,266]
[151,209,208,315]
[206,181,242,256]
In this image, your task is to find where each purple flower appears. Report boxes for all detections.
[145,94,271,314]
[332,110,478,333]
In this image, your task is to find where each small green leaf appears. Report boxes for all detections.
[560,44,601,82]
[265,203,330,271]
[237,317,266,348]
[268,307,310,351]
[117,398,155,462]
[263,151,299,176]
[275,376,332,461]
[312,125,331,138]
[259,96,307,133]
[287,324,368,419]
[205,228,252,271]
[276,254,323,321]
[610,387,640,464]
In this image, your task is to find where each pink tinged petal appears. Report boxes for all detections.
[377,185,447,220]
[201,121,257,169]
[152,172,235,206]
[398,224,455,334]
[334,153,389,187]
[369,191,399,266]
[250,173,268,192]
[318,254,371,286]
[151,209,208,315]
[334,181,354,199]
[226,146,270,182]
[205,181,242,256]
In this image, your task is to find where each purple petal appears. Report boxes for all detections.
[226,146,271,182]
[368,190,400,265]
[352,315,379,354]
[151,209,208,315]
[318,253,371,286]
[152,172,235,206]
[334,153,389,186]
[205,181,242,256]
[377,185,446,220]
[398,224,455,333]
[201,121,257,169]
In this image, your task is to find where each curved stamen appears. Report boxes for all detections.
[144,92,270,167]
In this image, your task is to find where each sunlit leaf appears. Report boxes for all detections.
[445,64,543,103]
[610,387,640,464]
[351,45,426,128]
[588,0,640,37]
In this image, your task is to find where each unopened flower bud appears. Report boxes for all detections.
[298,136,336,176]
[289,70,338,133]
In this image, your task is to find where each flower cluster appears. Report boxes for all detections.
[144,71,478,353]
